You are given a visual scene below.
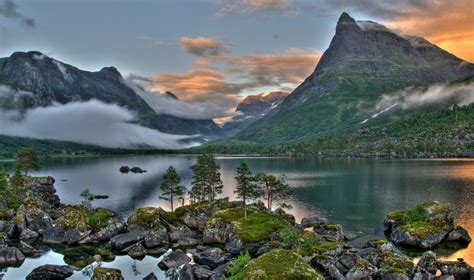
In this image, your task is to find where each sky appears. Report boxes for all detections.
[1,0,473,122]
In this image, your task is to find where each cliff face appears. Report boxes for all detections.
[0,51,225,139]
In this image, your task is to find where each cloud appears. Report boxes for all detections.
[0,99,196,149]
[375,82,474,111]
[0,0,35,27]
[324,0,473,62]
[216,0,294,17]
[179,37,228,57]
[125,77,237,120]
[137,33,164,46]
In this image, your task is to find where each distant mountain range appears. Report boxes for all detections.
[223,91,288,136]
[0,51,225,139]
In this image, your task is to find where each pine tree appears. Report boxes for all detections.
[16,148,42,176]
[256,173,294,211]
[10,169,24,195]
[234,162,260,219]
[190,149,223,201]
[160,166,185,211]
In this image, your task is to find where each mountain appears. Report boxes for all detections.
[0,51,225,139]
[231,12,474,145]
[222,91,289,136]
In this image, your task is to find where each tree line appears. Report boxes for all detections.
[159,149,294,217]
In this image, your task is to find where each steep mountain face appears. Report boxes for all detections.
[0,51,225,139]
[222,91,288,136]
[234,12,474,144]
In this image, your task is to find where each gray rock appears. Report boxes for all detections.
[20,241,41,256]
[111,228,147,250]
[182,210,211,231]
[180,263,196,280]
[158,250,190,270]
[438,260,472,280]
[92,267,124,280]
[328,264,345,280]
[174,237,200,247]
[194,248,227,269]
[143,228,169,248]
[142,272,158,280]
[311,255,337,274]
[42,226,66,244]
[203,220,236,244]
[379,272,411,280]
[127,243,147,259]
[313,224,344,241]
[416,251,438,274]
[169,225,196,242]
[0,245,25,266]
[446,226,471,243]
[26,264,74,280]
[20,228,39,240]
[80,221,126,244]
[64,229,90,245]
[300,215,327,228]
[345,259,378,279]
[193,265,216,280]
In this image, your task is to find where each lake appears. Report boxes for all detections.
[1,156,473,279]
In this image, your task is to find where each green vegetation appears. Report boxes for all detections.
[227,251,252,276]
[227,249,324,280]
[234,162,260,219]
[189,149,223,202]
[127,207,164,228]
[59,205,112,232]
[387,201,454,238]
[0,169,23,210]
[213,207,288,242]
[279,226,342,256]
[159,165,186,211]
[379,252,414,275]
[15,148,42,175]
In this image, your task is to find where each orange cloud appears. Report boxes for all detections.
[179,37,228,57]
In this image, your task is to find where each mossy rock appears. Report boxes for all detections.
[59,205,89,231]
[59,245,115,268]
[378,252,414,275]
[212,207,289,243]
[92,267,123,280]
[229,249,324,280]
[127,207,165,228]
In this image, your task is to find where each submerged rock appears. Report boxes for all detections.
[127,243,147,259]
[26,264,74,280]
[92,267,124,280]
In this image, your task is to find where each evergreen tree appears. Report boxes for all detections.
[256,173,294,211]
[190,149,223,201]
[160,166,185,211]
[234,162,260,219]
[10,169,24,195]
[16,148,42,176]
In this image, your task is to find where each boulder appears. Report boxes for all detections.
[143,228,169,248]
[328,264,345,280]
[193,265,216,280]
[110,228,147,250]
[183,210,211,231]
[169,225,196,242]
[174,237,200,247]
[92,267,124,280]
[193,248,227,269]
[438,260,472,280]
[0,245,25,266]
[143,272,158,280]
[119,165,130,173]
[80,221,126,244]
[127,243,147,259]
[345,258,378,279]
[130,167,146,173]
[158,249,191,270]
[180,263,196,280]
[274,208,296,224]
[300,215,328,228]
[203,219,237,244]
[26,264,74,280]
[20,241,41,256]
[313,224,345,241]
[64,229,90,245]
[416,251,438,274]
[20,228,39,240]
[446,226,471,243]
[42,226,66,244]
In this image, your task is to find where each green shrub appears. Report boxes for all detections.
[227,251,251,277]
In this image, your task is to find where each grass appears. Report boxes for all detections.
[212,207,288,243]
[227,249,324,280]
[87,208,113,232]
[387,201,454,238]
[378,252,414,275]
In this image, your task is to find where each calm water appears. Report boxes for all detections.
[2,156,473,278]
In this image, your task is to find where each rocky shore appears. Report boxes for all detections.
[0,177,473,279]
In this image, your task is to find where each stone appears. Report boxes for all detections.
[446,226,471,243]
[180,263,196,280]
[416,251,438,274]
[169,225,196,242]
[174,237,200,247]
[274,208,296,224]
[80,221,126,244]
[345,259,378,279]
[313,224,345,241]
[119,165,130,173]
[300,215,328,228]
[127,243,147,259]
[26,264,74,280]
[328,264,345,280]
[193,265,216,280]
[130,166,146,173]
[20,241,41,256]
[194,248,227,269]
[64,229,90,245]
[203,219,236,244]
[158,249,191,270]
[142,272,158,280]
[92,267,124,280]
[0,245,26,266]
[143,228,169,248]
[42,226,66,244]
[110,228,147,250]
[20,228,39,240]
[438,260,472,280]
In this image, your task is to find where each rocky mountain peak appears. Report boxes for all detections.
[336,12,359,32]
[99,66,122,79]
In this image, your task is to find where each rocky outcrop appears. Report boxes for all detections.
[0,245,25,266]
[384,201,471,249]
[158,249,191,270]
